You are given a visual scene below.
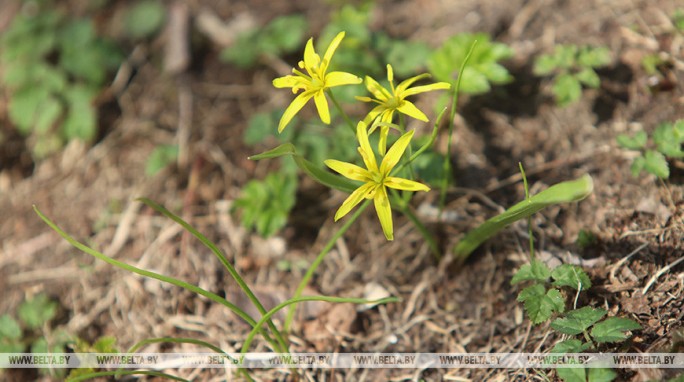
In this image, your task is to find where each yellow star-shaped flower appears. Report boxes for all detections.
[356,64,450,154]
[273,31,362,132]
[324,122,430,241]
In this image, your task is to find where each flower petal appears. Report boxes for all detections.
[364,76,391,101]
[397,100,428,122]
[278,91,313,132]
[313,91,330,124]
[363,104,386,126]
[321,31,345,73]
[373,186,394,241]
[334,182,375,221]
[378,125,389,156]
[385,177,430,192]
[273,75,299,88]
[401,82,451,97]
[325,71,362,87]
[395,73,431,93]
[303,38,320,72]
[356,121,379,173]
[380,129,414,175]
[325,159,371,182]
[386,64,394,83]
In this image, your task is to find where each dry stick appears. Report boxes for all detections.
[643,255,684,294]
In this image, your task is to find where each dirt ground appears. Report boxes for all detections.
[1,0,683,381]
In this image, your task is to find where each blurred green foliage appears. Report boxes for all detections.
[0,1,122,159]
[123,0,166,39]
[533,45,611,107]
[617,119,684,179]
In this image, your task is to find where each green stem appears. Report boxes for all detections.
[327,89,356,134]
[399,202,441,260]
[439,41,478,218]
[284,200,371,332]
[243,295,398,355]
[137,198,289,353]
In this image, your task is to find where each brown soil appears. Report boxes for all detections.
[1,0,683,381]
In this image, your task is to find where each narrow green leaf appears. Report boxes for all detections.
[454,174,593,261]
[590,317,641,343]
[511,259,551,284]
[248,143,297,160]
[551,306,606,335]
[552,264,592,290]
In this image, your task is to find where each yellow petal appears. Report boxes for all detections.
[303,38,320,72]
[273,75,299,88]
[356,121,379,173]
[385,177,430,192]
[396,100,428,122]
[321,31,345,73]
[334,182,375,221]
[395,73,431,93]
[401,82,451,97]
[378,125,389,156]
[363,105,386,126]
[325,159,371,182]
[364,76,391,101]
[325,71,362,87]
[313,91,330,124]
[380,129,414,175]
[278,91,313,132]
[386,64,394,83]
[373,187,394,241]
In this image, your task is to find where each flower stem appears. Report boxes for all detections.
[327,89,356,134]
[284,200,371,332]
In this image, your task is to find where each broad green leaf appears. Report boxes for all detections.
[643,150,669,178]
[576,68,600,88]
[555,45,579,69]
[517,284,562,324]
[92,336,118,353]
[34,95,63,133]
[630,156,645,177]
[551,306,606,335]
[588,368,617,382]
[8,86,51,134]
[557,367,586,382]
[234,172,297,237]
[145,145,179,176]
[18,293,58,330]
[654,123,684,158]
[0,315,22,339]
[0,341,25,353]
[62,86,97,141]
[511,259,551,284]
[546,288,565,314]
[616,131,647,150]
[454,174,593,260]
[552,264,592,290]
[460,67,491,94]
[590,317,641,343]
[383,39,432,77]
[533,54,559,75]
[553,73,582,107]
[551,339,592,353]
[577,46,611,68]
[124,1,166,39]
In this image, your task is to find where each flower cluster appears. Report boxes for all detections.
[273,31,450,240]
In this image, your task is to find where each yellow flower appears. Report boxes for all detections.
[324,122,430,241]
[272,31,362,132]
[356,64,450,154]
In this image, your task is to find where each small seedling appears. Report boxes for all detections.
[617,119,684,179]
[428,32,513,95]
[233,172,297,237]
[533,45,611,107]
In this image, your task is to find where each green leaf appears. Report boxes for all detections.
[616,131,647,150]
[0,340,25,353]
[590,317,641,343]
[511,259,551,284]
[0,315,22,340]
[551,339,592,353]
[552,264,592,290]
[124,1,166,39]
[145,145,179,176]
[8,86,51,134]
[588,368,617,382]
[383,39,432,77]
[643,150,669,178]
[552,73,582,107]
[551,306,606,335]
[557,367,587,382]
[454,174,593,260]
[18,293,58,330]
[233,172,297,237]
[62,85,97,141]
[534,54,560,75]
[555,45,579,69]
[630,156,645,177]
[654,123,684,158]
[577,46,611,68]
[34,95,63,133]
[517,284,563,324]
[459,67,491,94]
[576,68,600,88]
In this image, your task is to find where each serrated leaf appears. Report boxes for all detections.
[62,85,97,141]
[518,284,561,324]
[534,54,559,75]
[643,150,669,179]
[555,45,579,69]
[630,156,645,177]
[588,368,617,382]
[234,172,297,237]
[551,307,607,335]
[460,67,491,94]
[0,315,22,340]
[654,123,684,158]
[577,46,611,68]
[511,259,551,284]
[551,339,592,353]
[616,131,647,150]
[18,294,58,330]
[552,264,592,290]
[576,68,600,88]
[546,288,565,313]
[553,73,582,107]
[590,317,641,343]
